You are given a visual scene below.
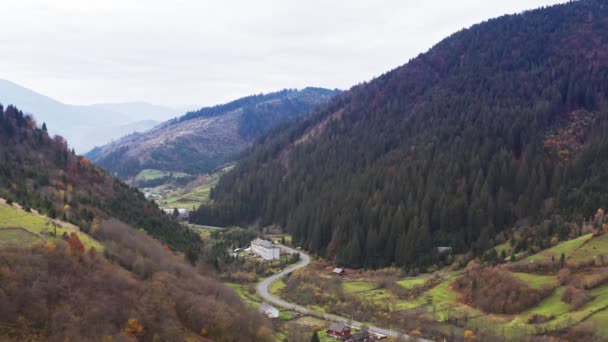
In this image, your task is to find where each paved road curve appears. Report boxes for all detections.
[256,244,433,342]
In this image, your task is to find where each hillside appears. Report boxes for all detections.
[86,88,338,180]
[192,0,608,269]
[0,104,200,253]
[0,79,184,152]
[0,218,273,341]
[0,104,274,341]
[270,218,608,341]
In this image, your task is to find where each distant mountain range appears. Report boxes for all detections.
[0,79,192,152]
[86,87,339,180]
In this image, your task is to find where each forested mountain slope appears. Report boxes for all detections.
[192,0,608,269]
[87,87,338,179]
[0,105,201,253]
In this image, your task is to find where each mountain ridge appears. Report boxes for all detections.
[0,79,187,152]
[192,0,608,269]
[87,87,339,180]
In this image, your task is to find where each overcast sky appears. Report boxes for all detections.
[0,0,567,107]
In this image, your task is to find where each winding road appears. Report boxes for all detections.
[257,244,432,342]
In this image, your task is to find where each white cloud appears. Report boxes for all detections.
[0,0,567,106]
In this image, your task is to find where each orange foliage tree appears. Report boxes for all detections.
[67,233,85,254]
[124,318,144,337]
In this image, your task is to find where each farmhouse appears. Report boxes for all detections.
[346,331,372,342]
[258,302,279,318]
[250,238,280,260]
[326,322,351,340]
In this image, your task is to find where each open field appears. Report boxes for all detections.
[0,203,103,251]
[226,282,264,307]
[269,278,286,296]
[135,169,190,181]
[0,228,41,245]
[512,272,558,289]
[519,234,593,263]
[571,233,608,260]
[397,275,430,289]
[155,164,235,209]
[343,281,376,294]
[159,174,220,209]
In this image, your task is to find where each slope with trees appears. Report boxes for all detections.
[192,0,608,270]
[0,219,273,341]
[87,87,339,180]
[0,104,201,253]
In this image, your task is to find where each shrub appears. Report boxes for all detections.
[454,266,554,314]
[527,313,555,324]
[562,286,590,310]
[557,268,571,285]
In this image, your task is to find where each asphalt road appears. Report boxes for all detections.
[256,244,433,342]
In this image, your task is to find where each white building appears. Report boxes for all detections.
[251,238,280,260]
[258,302,279,318]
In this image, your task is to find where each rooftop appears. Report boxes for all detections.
[252,238,274,249]
[328,322,348,333]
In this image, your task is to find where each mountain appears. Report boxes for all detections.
[86,87,339,180]
[192,0,608,269]
[0,105,273,341]
[0,104,200,252]
[88,101,197,121]
[0,79,185,152]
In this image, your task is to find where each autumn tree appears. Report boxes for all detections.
[67,232,85,254]
[124,318,144,337]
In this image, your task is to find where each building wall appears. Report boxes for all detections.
[251,243,280,260]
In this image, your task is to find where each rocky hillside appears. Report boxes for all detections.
[192,0,608,269]
[87,87,338,180]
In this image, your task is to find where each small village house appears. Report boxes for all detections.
[346,331,372,342]
[250,238,281,260]
[326,322,351,340]
[258,302,279,318]
[332,267,345,276]
[436,246,453,254]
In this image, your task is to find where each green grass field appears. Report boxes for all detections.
[225,282,264,308]
[158,164,235,209]
[0,203,103,251]
[0,228,41,245]
[519,234,593,263]
[270,278,286,295]
[342,281,377,294]
[512,272,558,289]
[571,233,608,260]
[160,175,219,209]
[135,169,190,181]
[515,287,569,321]
[397,275,430,289]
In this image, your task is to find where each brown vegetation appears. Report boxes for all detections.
[562,286,590,310]
[0,219,272,341]
[454,266,554,314]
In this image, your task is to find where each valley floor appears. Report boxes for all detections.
[255,232,608,341]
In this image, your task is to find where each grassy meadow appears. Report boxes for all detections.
[0,203,103,251]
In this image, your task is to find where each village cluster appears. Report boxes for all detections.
[249,237,383,341]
